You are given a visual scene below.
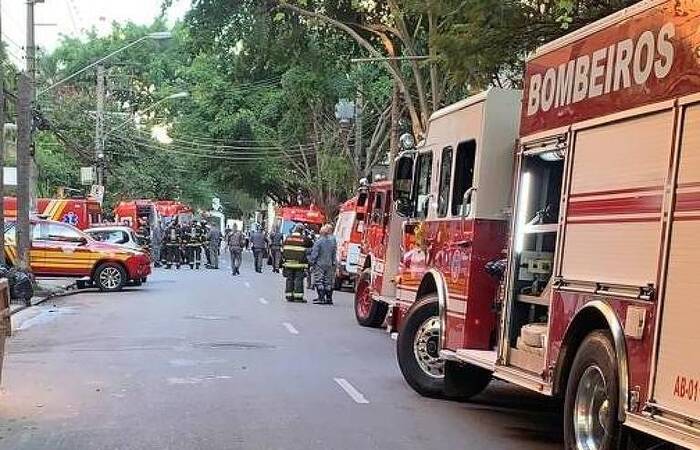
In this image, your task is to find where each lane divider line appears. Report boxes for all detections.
[259,297,269,305]
[334,378,369,404]
[282,322,299,335]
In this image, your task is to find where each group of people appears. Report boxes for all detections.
[223,222,337,305]
[281,223,337,305]
[224,224,285,275]
[154,220,222,270]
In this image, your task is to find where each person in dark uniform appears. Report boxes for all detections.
[189,221,206,269]
[226,224,245,275]
[207,224,222,269]
[310,224,338,305]
[268,225,284,273]
[282,224,313,302]
[249,225,268,273]
[162,221,181,269]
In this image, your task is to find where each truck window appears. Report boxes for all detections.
[413,153,433,219]
[372,192,385,224]
[437,147,453,217]
[451,140,477,216]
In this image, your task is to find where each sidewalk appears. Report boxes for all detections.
[9,278,78,315]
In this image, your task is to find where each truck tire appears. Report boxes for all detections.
[564,330,620,450]
[354,269,387,327]
[94,263,126,292]
[443,360,492,400]
[396,296,445,398]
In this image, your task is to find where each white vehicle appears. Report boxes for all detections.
[84,226,144,252]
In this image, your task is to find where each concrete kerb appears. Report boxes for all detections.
[10,280,80,316]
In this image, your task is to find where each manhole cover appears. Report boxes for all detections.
[192,342,275,350]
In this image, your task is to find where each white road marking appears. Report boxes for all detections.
[258,297,269,305]
[282,322,299,335]
[244,282,251,288]
[334,378,369,404]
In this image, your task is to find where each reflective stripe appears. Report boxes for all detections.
[283,263,308,269]
[283,245,307,252]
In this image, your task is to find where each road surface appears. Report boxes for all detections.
[0,254,562,449]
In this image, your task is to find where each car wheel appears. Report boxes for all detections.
[94,263,126,292]
[564,330,620,450]
[354,269,387,327]
[396,295,445,398]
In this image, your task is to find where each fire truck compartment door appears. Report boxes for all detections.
[652,104,700,422]
[380,210,403,297]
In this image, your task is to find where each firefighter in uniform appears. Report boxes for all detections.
[282,224,313,302]
[310,224,338,305]
[180,223,194,269]
[162,222,181,269]
[189,221,207,269]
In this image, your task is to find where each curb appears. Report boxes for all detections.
[10,283,79,316]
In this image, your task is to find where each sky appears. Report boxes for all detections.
[2,0,191,66]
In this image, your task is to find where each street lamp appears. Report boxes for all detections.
[37,31,173,97]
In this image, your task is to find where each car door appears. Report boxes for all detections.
[4,223,44,272]
[42,223,92,277]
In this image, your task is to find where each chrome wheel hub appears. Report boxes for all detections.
[574,365,609,450]
[413,316,444,379]
[100,267,122,290]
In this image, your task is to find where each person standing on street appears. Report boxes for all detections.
[282,224,313,302]
[310,224,338,305]
[207,223,222,269]
[268,225,284,273]
[227,225,245,276]
[151,222,163,268]
[249,225,268,273]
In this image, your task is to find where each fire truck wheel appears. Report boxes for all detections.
[396,296,445,398]
[94,263,126,292]
[443,360,491,400]
[354,270,387,327]
[564,330,620,450]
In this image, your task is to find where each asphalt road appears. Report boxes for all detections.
[0,253,562,449]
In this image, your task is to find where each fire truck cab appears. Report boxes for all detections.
[354,179,403,327]
[398,2,700,448]
[391,88,522,396]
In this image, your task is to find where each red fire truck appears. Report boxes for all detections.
[277,204,326,235]
[333,196,364,290]
[4,197,102,230]
[353,179,404,327]
[394,1,700,448]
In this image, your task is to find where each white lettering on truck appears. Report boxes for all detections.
[527,23,676,116]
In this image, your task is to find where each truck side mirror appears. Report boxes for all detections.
[461,187,477,217]
[393,154,415,217]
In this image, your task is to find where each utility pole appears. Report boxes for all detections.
[25,0,39,212]
[95,64,105,187]
[16,74,31,272]
[0,0,5,265]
